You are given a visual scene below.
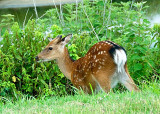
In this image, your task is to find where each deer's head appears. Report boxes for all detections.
[35,34,72,62]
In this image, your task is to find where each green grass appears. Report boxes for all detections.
[1,82,160,114]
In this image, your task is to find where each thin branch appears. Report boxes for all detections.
[105,0,112,38]
[60,0,64,26]
[29,14,33,21]
[38,12,48,19]
[82,2,99,41]
[103,0,107,26]
[23,8,29,29]
[32,0,38,19]
[76,0,78,25]
[52,0,63,26]
[147,61,159,76]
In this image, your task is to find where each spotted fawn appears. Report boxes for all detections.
[36,34,139,94]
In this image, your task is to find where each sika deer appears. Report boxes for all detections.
[35,34,139,94]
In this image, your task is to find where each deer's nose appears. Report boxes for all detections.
[35,56,39,61]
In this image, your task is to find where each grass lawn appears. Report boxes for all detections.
[0,82,160,114]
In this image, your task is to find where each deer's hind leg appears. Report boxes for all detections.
[92,71,115,93]
[119,65,139,92]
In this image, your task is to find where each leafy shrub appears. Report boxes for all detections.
[0,21,76,98]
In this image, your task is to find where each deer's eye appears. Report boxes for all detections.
[49,47,53,50]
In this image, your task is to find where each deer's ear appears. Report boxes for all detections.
[55,35,63,44]
[57,35,62,39]
[61,34,72,45]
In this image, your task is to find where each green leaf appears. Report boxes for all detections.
[15,55,22,61]
[133,63,143,71]
[130,55,141,61]
[97,1,104,6]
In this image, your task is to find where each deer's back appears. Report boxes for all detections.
[71,41,126,91]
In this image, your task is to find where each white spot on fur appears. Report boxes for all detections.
[101,62,105,65]
[98,66,101,69]
[105,41,112,46]
[95,59,98,62]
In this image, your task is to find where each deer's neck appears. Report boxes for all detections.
[56,47,74,80]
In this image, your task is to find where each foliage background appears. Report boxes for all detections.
[0,0,159,99]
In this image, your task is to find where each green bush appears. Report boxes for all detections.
[0,21,75,98]
[0,0,159,98]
